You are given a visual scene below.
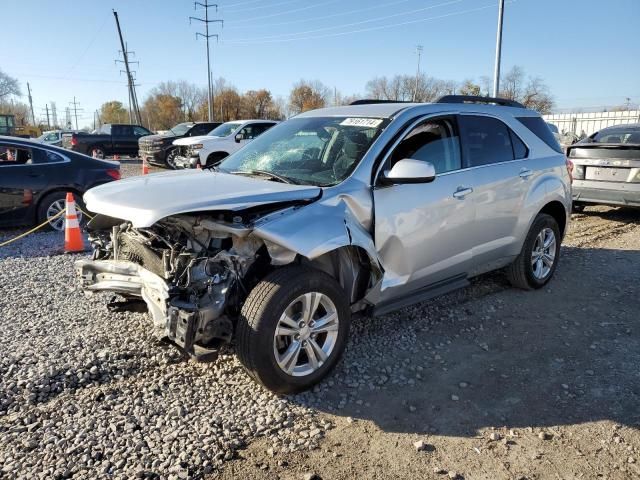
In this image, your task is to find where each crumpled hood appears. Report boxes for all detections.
[173,135,224,146]
[84,170,322,228]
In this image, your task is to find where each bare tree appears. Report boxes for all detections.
[0,70,21,98]
[459,79,481,96]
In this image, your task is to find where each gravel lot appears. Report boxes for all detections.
[1,165,639,479]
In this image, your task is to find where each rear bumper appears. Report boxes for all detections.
[573,180,640,207]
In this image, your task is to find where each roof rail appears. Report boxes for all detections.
[349,99,413,106]
[436,95,525,108]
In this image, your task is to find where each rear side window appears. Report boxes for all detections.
[459,116,515,167]
[516,116,563,153]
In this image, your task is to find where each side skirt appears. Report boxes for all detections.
[372,274,469,318]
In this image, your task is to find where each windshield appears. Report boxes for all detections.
[593,127,640,144]
[218,116,388,186]
[208,122,242,137]
[168,122,193,136]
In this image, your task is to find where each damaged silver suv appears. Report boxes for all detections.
[77,96,572,393]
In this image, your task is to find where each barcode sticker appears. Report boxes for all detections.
[339,118,383,128]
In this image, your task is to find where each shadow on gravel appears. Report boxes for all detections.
[579,206,640,224]
[295,246,640,438]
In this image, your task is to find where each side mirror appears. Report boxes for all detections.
[381,158,436,184]
[234,132,243,143]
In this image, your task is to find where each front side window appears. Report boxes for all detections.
[208,122,243,138]
[219,116,388,186]
[460,115,515,167]
[389,117,461,174]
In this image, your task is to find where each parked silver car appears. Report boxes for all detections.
[568,123,640,210]
[76,96,572,393]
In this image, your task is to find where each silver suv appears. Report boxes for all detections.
[77,96,572,393]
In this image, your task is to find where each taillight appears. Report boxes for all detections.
[106,169,121,180]
[566,158,574,184]
[70,136,78,146]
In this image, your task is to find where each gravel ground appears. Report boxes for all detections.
[1,166,639,479]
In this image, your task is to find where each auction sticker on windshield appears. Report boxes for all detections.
[340,118,383,128]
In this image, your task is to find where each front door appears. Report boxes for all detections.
[373,115,477,302]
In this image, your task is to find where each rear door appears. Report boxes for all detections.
[0,143,53,226]
[458,114,532,273]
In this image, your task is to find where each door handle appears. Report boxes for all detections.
[453,186,473,199]
[519,168,534,179]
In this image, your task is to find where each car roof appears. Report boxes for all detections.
[295,101,537,119]
[597,123,640,132]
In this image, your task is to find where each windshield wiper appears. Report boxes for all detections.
[232,169,299,184]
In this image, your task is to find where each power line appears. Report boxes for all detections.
[227,0,341,25]
[223,0,300,13]
[190,1,223,122]
[225,0,462,42]
[225,0,415,30]
[225,2,503,45]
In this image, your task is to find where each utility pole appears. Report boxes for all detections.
[190,1,223,122]
[492,0,505,97]
[113,10,142,124]
[413,45,423,102]
[69,97,82,130]
[26,82,36,126]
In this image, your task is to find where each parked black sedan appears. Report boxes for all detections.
[0,136,120,231]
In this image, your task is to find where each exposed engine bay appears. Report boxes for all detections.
[76,204,380,361]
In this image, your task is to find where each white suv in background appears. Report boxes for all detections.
[172,120,278,168]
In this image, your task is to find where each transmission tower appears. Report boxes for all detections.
[413,45,423,102]
[113,10,142,124]
[51,102,58,128]
[69,97,83,130]
[190,1,223,121]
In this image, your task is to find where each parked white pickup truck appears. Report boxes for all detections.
[172,120,278,168]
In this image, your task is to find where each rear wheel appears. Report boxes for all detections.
[89,146,105,159]
[37,192,84,232]
[506,213,561,290]
[236,266,350,394]
[572,203,586,213]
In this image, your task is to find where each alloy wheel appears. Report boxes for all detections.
[273,292,340,377]
[531,227,556,279]
[46,199,81,232]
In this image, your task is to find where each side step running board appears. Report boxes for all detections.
[372,274,469,317]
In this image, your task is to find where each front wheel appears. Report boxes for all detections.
[236,266,350,394]
[165,148,178,169]
[506,213,561,290]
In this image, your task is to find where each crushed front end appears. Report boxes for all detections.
[76,213,266,361]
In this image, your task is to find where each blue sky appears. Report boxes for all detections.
[3,0,639,126]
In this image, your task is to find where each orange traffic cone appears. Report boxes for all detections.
[142,158,149,175]
[64,193,85,253]
[113,154,120,161]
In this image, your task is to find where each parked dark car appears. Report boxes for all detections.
[62,124,152,159]
[0,136,120,231]
[568,123,640,210]
[138,121,221,169]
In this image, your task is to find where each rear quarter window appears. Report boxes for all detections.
[516,116,563,153]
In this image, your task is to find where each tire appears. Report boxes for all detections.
[506,213,561,290]
[37,192,84,232]
[88,145,105,159]
[206,152,228,168]
[236,266,351,394]
[165,148,178,169]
